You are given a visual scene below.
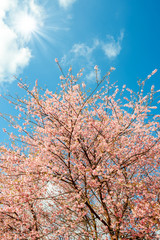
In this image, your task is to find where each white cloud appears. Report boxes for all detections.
[0,0,43,83]
[71,39,99,57]
[71,43,93,57]
[60,39,99,66]
[0,0,16,19]
[58,0,77,8]
[102,31,124,59]
[0,20,31,82]
[60,40,100,76]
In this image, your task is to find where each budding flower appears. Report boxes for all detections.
[82,82,86,88]
[151,85,155,91]
[55,58,58,63]
[60,75,65,80]
[147,74,151,79]
[110,67,116,71]
[147,69,158,79]
[94,65,98,70]
[151,69,158,75]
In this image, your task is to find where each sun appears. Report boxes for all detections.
[14,12,39,40]
[18,14,37,36]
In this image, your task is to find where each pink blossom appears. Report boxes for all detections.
[110,67,116,71]
[0,67,159,239]
[82,82,86,88]
[60,75,65,80]
[151,85,155,91]
[151,69,158,75]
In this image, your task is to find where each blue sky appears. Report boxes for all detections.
[0,0,160,141]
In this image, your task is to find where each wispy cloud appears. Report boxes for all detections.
[58,0,77,8]
[102,31,124,59]
[71,39,99,59]
[71,43,93,57]
[61,31,124,68]
[60,32,124,81]
[0,0,43,83]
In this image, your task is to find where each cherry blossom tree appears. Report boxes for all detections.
[0,63,160,239]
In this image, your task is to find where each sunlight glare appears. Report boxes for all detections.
[15,13,38,40]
